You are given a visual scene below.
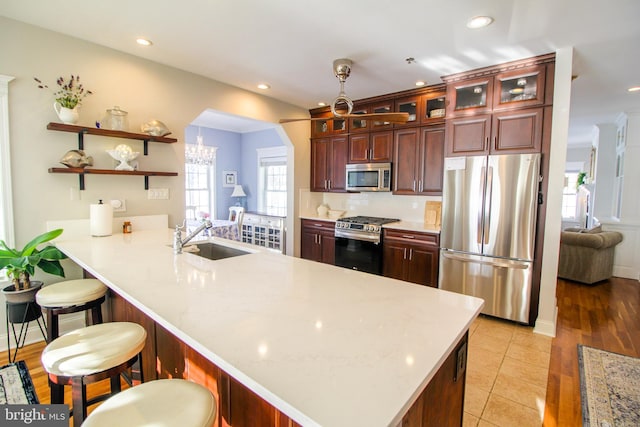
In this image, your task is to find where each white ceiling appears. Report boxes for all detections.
[2,0,639,143]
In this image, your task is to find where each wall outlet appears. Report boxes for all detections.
[148,188,169,200]
[110,199,126,212]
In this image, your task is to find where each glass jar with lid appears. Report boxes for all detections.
[102,106,129,131]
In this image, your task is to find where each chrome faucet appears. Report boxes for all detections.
[173,220,213,254]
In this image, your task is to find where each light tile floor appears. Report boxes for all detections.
[463,315,553,427]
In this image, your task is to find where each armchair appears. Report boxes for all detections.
[557,227,623,284]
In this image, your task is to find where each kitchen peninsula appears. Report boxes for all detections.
[55,229,483,427]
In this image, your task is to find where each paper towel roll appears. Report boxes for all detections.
[90,202,113,236]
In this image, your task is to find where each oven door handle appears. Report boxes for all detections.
[334,230,381,244]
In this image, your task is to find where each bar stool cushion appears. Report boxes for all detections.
[83,379,217,427]
[42,322,146,377]
[36,279,107,308]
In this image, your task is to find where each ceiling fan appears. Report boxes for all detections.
[279,59,409,125]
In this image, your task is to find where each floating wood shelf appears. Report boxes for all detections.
[47,122,177,155]
[48,168,178,190]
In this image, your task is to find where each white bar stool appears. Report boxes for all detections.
[36,278,108,343]
[41,322,147,427]
[83,379,217,427]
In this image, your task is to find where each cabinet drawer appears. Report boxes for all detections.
[301,219,335,232]
[384,229,440,246]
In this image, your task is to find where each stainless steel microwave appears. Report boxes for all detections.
[345,163,392,192]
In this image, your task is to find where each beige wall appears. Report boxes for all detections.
[0,17,309,255]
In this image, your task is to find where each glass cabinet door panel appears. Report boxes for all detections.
[349,105,369,132]
[455,82,489,110]
[422,94,446,123]
[313,119,331,136]
[395,96,419,126]
[493,64,546,110]
[332,118,347,133]
[371,101,393,129]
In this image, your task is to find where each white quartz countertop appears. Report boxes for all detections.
[56,229,482,427]
[382,221,440,234]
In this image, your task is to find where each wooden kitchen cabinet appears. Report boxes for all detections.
[395,95,421,128]
[383,229,440,287]
[393,126,444,195]
[493,64,547,111]
[445,108,543,156]
[446,76,494,117]
[348,130,393,163]
[300,219,335,265]
[310,136,348,192]
[420,90,447,124]
[310,111,347,137]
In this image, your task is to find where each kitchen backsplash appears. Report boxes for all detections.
[299,189,441,222]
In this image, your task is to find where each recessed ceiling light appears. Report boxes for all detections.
[466,16,494,29]
[415,81,426,87]
[136,38,153,46]
[257,83,270,90]
[318,102,327,107]
[628,86,640,92]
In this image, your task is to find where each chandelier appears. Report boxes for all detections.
[185,128,215,166]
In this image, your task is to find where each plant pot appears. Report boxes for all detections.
[54,102,79,125]
[2,281,43,304]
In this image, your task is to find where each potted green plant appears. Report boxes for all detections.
[0,229,67,305]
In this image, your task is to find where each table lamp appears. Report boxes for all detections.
[231,184,246,207]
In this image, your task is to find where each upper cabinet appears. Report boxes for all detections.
[443,54,554,156]
[421,90,447,124]
[394,95,420,128]
[493,64,546,111]
[311,111,348,138]
[446,76,494,117]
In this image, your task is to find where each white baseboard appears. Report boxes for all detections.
[0,312,85,354]
[534,306,558,337]
[613,267,640,281]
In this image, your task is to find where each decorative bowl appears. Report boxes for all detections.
[430,109,445,118]
[107,144,139,171]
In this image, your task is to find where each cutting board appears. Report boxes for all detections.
[424,201,441,227]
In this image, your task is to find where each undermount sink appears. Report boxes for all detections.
[187,242,251,260]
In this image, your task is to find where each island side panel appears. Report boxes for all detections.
[109,288,302,427]
[402,332,468,427]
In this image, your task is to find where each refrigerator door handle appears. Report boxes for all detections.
[477,166,486,245]
[441,251,529,269]
[483,166,494,245]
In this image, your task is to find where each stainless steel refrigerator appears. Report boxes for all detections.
[438,153,540,323]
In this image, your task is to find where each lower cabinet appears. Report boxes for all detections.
[300,219,335,265]
[383,229,440,287]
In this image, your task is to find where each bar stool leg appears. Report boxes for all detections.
[50,379,64,404]
[46,309,57,344]
[90,305,103,326]
[71,377,87,427]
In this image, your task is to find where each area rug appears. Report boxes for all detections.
[578,344,640,426]
[0,360,39,404]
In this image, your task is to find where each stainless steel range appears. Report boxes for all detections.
[334,216,399,275]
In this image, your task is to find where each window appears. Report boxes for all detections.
[185,163,214,223]
[561,172,579,219]
[257,147,287,216]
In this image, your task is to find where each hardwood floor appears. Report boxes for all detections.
[543,276,640,426]
[10,276,640,426]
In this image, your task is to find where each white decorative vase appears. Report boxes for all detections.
[54,102,79,125]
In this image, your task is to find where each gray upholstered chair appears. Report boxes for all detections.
[557,227,623,284]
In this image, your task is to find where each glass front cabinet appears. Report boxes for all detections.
[492,64,546,111]
[446,76,494,117]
